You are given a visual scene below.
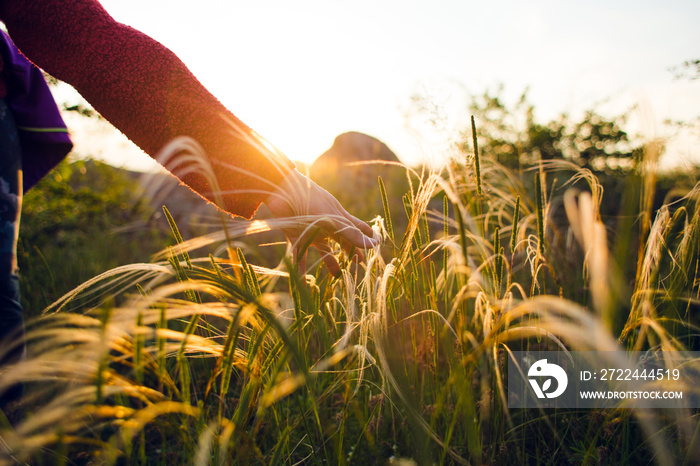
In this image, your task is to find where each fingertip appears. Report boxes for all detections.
[353,247,364,263]
[358,221,375,238]
[362,234,380,250]
[322,253,342,278]
[344,212,376,239]
[339,239,365,262]
[368,233,380,248]
[341,228,380,251]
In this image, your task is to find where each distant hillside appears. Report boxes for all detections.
[309,132,407,226]
[311,132,400,170]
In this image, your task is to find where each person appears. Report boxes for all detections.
[0,26,77,422]
[0,0,378,417]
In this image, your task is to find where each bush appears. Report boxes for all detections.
[18,159,168,315]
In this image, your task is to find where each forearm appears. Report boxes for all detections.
[0,0,294,218]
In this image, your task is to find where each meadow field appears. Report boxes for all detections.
[1,119,699,465]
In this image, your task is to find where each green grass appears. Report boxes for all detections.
[1,129,699,465]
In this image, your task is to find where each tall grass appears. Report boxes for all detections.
[1,127,699,465]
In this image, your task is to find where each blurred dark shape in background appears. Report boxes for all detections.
[309,131,407,233]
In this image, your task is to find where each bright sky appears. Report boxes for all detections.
[59,0,700,171]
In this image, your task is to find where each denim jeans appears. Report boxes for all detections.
[0,98,24,413]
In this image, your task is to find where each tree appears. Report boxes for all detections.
[462,86,644,173]
[671,58,700,81]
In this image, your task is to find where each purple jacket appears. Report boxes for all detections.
[0,30,72,191]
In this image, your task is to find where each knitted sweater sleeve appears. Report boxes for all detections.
[0,0,295,219]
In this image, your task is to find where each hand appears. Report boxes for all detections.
[265,169,379,277]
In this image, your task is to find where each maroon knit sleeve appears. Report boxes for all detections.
[0,0,295,219]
